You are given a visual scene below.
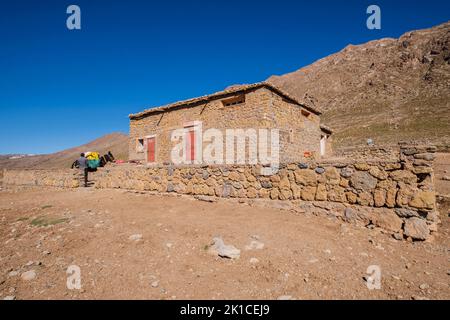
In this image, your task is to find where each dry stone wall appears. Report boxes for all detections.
[94,144,438,240]
[1,144,439,241]
[2,169,80,188]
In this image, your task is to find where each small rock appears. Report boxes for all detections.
[25,261,34,267]
[393,233,403,241]
[315,167,325,174]
[404,218,430,241]
[129,234,143,242]
[249,258,259,264]
[244,240,265,251]
[194,195,217,203]
[419,283,429,290]
[8,271,18,277]
[166,243,173,249]
[3,296,15,300]
[441,176,450,181]
[360,252,369,257]
[21,270,36,281]
[151,281,159,288]
[208,237,240,259]
[277,295,293,300]
[298,163,308,169]
[42,251,51,255]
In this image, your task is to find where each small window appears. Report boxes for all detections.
[222,94,245,107]
[301,109,311,118]
[136,138,145,153]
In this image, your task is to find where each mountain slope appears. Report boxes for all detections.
[268,21,450,150]
[0,133,129,169]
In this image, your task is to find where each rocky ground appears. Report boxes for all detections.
[0,182,448,300]
[269,21,450,150]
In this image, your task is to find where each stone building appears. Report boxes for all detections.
[129,82,332,165]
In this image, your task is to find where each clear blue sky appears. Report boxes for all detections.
[1,0,449,154]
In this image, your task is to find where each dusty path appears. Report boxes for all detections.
[0,186,448,300]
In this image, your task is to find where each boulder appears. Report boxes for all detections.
[324,168,340,185]
[354,163,370,171]
[350,171,378,191]
[369,167,388,180]
[315,167,325,174]
[301,186,317,201]
[294,169,317,186]
[395,208,420,218]
[270,188,280,200]
[409,191,435,210]
[327,186,346,202]
[340,167,354,178]
[246,187,258,199]
[413,166,433,174]
[404,218,430,240]
[371,209,403,233]
[413,153,435,161]
[385,187,397,208]
[390,170,417,184]
[21,270,37,281]
[357,192,374,206]
[315,184,327,201]
[373,189,386,207]
[260,180,272,189]
[343,207,372,225]
[209,237,240,259]
[279,188,293,200]
[345,191,357,204]
[279,176,291,190]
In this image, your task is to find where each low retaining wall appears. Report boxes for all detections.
[1,144,439,240]
[2,169,80,188]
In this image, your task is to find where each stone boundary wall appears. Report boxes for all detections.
[1,144,439,241]
[2,169,80,188]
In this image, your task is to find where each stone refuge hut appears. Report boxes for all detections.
[129,82,333,165]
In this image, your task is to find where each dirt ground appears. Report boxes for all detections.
[0,182,449,300]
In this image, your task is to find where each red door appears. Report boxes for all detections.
[187,130,195,162]
[147,137,155,163]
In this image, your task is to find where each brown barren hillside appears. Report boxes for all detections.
[0,133,129,170]
[268,21,450,151]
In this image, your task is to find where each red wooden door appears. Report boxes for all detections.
[187,130,195,162]
[147,137,155,163]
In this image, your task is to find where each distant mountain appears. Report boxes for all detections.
[0,133,129,169]
[268,21,450,150]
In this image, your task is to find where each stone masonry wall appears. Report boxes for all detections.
[2,169,80,188]
[94,144,438,241]
[2,145,439,241]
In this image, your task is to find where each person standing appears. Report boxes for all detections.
[77,153,89,187]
